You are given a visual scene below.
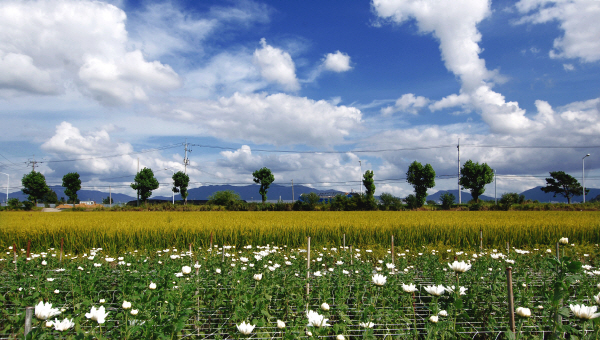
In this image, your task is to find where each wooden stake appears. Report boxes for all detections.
[506,267,516,333]
[209,232,213,253]
[350,245,353,265]
[391,235,395,270]
[26,240,31,260]
[24,306,33,337]
[306,237,311,297]
[479,228,483,251]
[13,243,17,271]
[60,238,64,262]
[343,234,346,249]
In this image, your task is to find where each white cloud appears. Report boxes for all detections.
[253,38,300,91]
[322,51,352,72]
[373,0,534,134]
[381,93,429,115]
[516,0,600,62]
[0,0,181,104]
[162,92,362,146]
[563,63,575,71]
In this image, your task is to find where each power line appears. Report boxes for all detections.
[190,143,455,154]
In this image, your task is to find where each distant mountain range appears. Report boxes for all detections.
[3,184,599,204]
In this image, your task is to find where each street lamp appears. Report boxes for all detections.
[583,154,590,203]
[165,168,175,205]
[0,172,7,205]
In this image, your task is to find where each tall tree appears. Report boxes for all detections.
[252,167,275,203]
[406,161,436,208]
[459,160,494,203]
[62,172,81,204]
[21,171,51,205]
[362,170,377,210]
[172,171,190,204]
[540,171,588,204]
[130,168,159,204]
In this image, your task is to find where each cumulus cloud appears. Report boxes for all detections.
[322,51,353,72]
[162,92,362,146]
[381,93,429,115]
[253,38,300,91]
[516,0,600,62]
[0,0,181,104]
[372,0,534,134]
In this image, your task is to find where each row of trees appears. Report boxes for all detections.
[14,160,590,208]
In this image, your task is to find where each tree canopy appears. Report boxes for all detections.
[172,171,190,204]
[406,161,436,208]
[362,170,377,210]
[459,160,494,202]
[22,171,51,205]
[252,167,275,203]
[131,168,159,203]
[208,190,241,206]
[62,172,81,204]
[540,171,588,204]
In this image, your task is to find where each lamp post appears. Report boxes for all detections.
[0,172,7,205]
[583,154,590,203]
[165,168,175,205]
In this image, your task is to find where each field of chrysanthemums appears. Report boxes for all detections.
[0,211,600,339]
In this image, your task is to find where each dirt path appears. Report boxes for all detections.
[41,208,62,212]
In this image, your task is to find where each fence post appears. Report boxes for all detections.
[13,243,17,271]
[60,238,64,262]
[209,232,213,255]
[27,240,31,260]
[350,245,353,265]
[506,267,516,333]
[24,306,34,337]
[306,237,311,298]
[479,228,483,251]
[391,235,395,272]
[221,245,225,263]
[343,234,346,250]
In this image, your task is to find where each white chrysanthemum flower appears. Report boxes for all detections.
[35,301,61,320]
[372,274,387,286]
[438,310,448,317]
[516,307,531,317]
[307,310,331,327]
[559,237,569,245]
[181,266,191,274]
[122,301,132,309]
[149,282,157,290]
[277,319,285,329]
[429,315,438,323]
[402,283,417,293]
[253,273,262,281]
[570,304,600,320]
[445,285,468,295]
[424,285,445,296]
[448,260,471,273]
[359,321,374,328]
[236,321,255,334]
[321,302,330,311]
[52,318,74,331]
[85,306,109,324]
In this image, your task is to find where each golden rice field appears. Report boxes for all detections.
[1,211,599,254]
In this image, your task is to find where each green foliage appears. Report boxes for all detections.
[21,171,51,204]
[440,192,456,210]
[330,194,350,211]
[130,168,159,203]
[459,160,494,203]
[296,192,321,211]
[362,170,377,210]
[172,171,190,203]
[252,167,275,203]
[378,192,402,211]
[541,171,588,204]
[43,189,58,204]
[499,192,525,211]
[406,161,436,208]
[7,198,21,210]
[102,196,114,204]
[62,172,81,204]
[208,190,241,207]
[405,194,419,209]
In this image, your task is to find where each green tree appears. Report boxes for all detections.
[499,192,525,210]
[540,171,588,204]
[440,192,456,210]
[130,168,159,204]
[459,160,494,203]
[102,196,114,204]
[21,171,51,205]
[252,167,275,203]
[298,192,320,210]
[172,171,190,204]
[43,190,58,204]
[62,172,81,204]
[378,192,402,210]
[208,190,241,206]
[406,161,436,208]
[7,198,21,210]
[362,170,377,210]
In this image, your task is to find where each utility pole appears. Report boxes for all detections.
[359,160,362,195]
[457,139,461,205]
[291,179,294,202]
[109,186,112,208]
[28,155,40,172]
[494,170,497,205]
[183,139,191,174]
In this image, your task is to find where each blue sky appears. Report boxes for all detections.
[0,0,599,200]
